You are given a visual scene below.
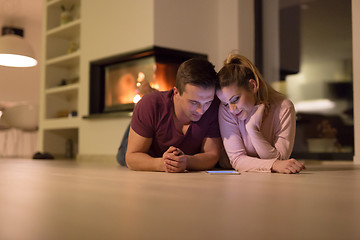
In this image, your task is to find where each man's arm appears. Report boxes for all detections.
[187,137,222,170]
[126,127,166,172]
[165,137,222,172]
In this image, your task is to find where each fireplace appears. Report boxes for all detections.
[88,46,207,116]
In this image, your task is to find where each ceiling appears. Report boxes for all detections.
[0,0,42,31]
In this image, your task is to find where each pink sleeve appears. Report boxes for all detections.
[248,101,296,160]
[218,105,276,173]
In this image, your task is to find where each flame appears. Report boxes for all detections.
[149,82,160,90]
[133,94,141,103]
[137,72,145,82]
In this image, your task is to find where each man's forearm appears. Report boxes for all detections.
[186,152,219,171]
[126,153,165,172]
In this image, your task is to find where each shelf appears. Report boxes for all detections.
[83,111,133,119]
[43,128,78,159]
[41,0,81,158]
[45,83,79,94]
[42,117,81,130]
[46,0,81,31]
[47,0,80,9]
[47,19,81,39]
[46,51,80,67]
[45,88,78,119]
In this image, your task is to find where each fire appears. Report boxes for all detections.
[149,82,160,90]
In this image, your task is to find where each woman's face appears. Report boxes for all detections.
[216,82,256,120]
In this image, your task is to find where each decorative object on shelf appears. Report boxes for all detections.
[59,79,68,86]
[56,110,70,118]
[68,41,78,53]
[0,26,37,67]
[58,76,79,86]
[56,110,78,118]
[60,4,74,25]
[68,111,78,118]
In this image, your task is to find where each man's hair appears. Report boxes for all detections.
[175,58,217,95]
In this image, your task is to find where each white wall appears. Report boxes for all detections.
[153,0,254,71]
[0,0,43,106]
[154,0,219,67]
[79,0,154,156]
[237,0,255,62]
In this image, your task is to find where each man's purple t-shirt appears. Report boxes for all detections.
[131,90,220,158]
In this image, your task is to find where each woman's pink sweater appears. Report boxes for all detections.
[219,97,296,172]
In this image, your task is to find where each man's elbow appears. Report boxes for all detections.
[125,153,137,171]
[205,152,220,169]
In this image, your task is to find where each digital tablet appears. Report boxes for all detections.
[206,170,240,175]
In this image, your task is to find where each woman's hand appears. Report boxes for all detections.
[245,104,266,132]
[271,159,306,174]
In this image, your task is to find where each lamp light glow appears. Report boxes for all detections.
[0,34,37,67]
[294,99,336,113]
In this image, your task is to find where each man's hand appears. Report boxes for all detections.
[162,146,188,173]
[271,159,306,174]
[245,104,266,132]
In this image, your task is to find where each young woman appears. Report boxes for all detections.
[216,53,305,173]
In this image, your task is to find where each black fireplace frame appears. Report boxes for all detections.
[88,46,207,116]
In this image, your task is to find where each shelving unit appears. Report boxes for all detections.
[39,0,82,159]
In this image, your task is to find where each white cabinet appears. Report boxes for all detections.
[39,0,81,159]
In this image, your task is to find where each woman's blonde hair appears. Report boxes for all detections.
[217,53,283,105]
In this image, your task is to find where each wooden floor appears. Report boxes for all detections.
[0,158,359,240]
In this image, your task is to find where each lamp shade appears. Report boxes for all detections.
[0,35,37,67]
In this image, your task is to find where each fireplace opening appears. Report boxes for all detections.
[89,46,207,116]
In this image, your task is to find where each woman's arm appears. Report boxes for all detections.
[245,102,296,160]
[219,105,276,172]
[242,101,305,173]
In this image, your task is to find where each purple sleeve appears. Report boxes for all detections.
[130,95,155,138]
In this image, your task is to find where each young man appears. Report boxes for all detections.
[125,58,222,172]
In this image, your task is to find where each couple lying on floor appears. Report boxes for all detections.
[116,53,305,174]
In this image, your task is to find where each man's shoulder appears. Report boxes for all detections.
[141,90,172,103]
[137,90,173,109]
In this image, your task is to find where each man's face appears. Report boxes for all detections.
[174,84,215,122]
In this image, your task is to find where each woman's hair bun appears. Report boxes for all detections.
[225,54,242,65]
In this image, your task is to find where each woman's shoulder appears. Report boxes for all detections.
[272,96,294,110]
[269,96,295,118]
